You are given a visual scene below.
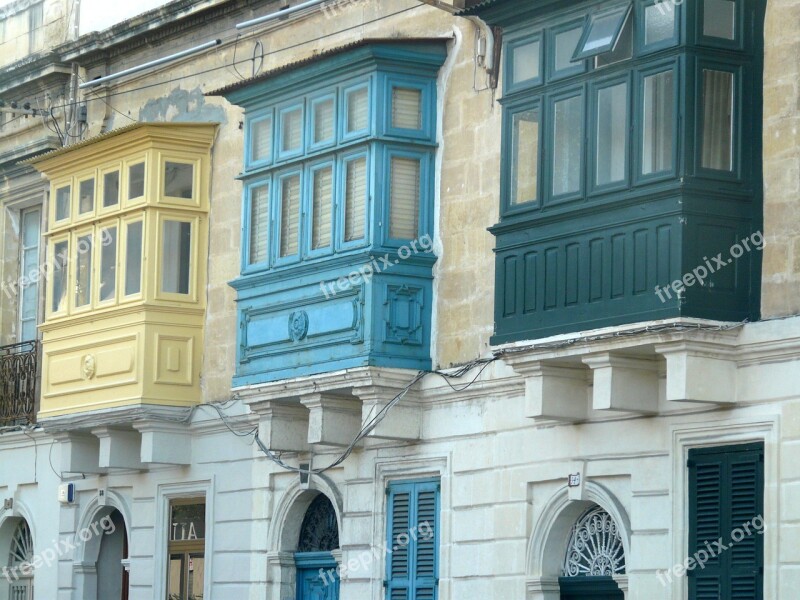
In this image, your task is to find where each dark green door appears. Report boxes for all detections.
[558,577,624,600]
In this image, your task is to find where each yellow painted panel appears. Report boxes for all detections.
[155,335,194,386]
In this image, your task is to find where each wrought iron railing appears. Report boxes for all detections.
[0,341,38,426]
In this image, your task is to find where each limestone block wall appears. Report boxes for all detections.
[759,0,800,316]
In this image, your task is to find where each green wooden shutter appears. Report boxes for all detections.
[386,480,440,600]
[688,443,764,600]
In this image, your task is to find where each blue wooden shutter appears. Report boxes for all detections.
[386,480,440,600]
[688,443,763,600]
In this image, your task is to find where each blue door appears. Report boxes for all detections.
[296,553,339,600]
[558,577,623,600]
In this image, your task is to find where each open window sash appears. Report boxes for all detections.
[573,4,632,60]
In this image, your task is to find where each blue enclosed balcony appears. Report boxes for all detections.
[214,39,448,386]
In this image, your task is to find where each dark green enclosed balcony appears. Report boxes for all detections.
[473,0,766,343]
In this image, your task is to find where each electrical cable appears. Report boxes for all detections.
[45,4,425,114]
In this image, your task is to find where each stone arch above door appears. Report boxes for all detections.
[525,482,631,600]
[265,479,344,600]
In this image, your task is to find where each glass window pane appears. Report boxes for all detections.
[281,108,303,153]
[75,233,92,308]
[312,167,333,250]
[346,88,369,133]
[125,222,143,296]
[555,27,583,71]
[99,226,117,302]
[597,83,628,185]
[390,157,420,240]
[704,0,736,40]
[164,162,194,199]
[79,179,95,214]
[162,221,192,295]
[128,163,145,199]
[344,158,367,242]
[170,502,206,541]
[20,209,40,340]
[249,184,269,265]
[251,117,272,162]
[645,3,676,45]
[701,70,734,171]
[103,171,120,207]
[392,88,422,130]
[188,554,205,598]
[167,555,185,599]
[55,186,70,221]
[52,240,68,312]
[513,40,541,84]
[577,6,630,57]
[313,99,335,144]
[511,109,539,205]
[552,96,583,196]
[279,175,301,257]
[642,70,675,175]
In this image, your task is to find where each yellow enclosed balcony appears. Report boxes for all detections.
[29,123,216,423]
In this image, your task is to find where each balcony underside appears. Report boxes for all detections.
[492,193,760,344]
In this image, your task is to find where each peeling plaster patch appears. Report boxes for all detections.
[139,87,226,124]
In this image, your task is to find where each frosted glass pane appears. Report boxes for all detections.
[314,99,335,144]
[596,83,628,185]
[555,27,583,71]
[251,118,272,162]
[312,167,333,250]
[125,222,143,296]
[347,88,369,133]
[55,186,70,221]
[52,240,68,312]
[128,163,145,199]
[642,70,675,174]
[704,0,736,40]
[164,162,194,199]
[552,96,582,195]
[162,221,192,294]
[281,109,303,153]
[103,171,120,207]
[75,234,92,307]
[511,109,539,205]
[645,4,676,45]
[701,70,734,171]
[390,157,420,240]
[79,179,94,214]
[99,227,117,302]
[249,185,269,265]
[280,175,301,257]
[392,88,422,130]
[344,158,367,242]
[513,40,540,84]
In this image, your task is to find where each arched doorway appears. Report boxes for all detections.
[4,520,34,600]
[295,495,340,600]
[95,510,128,600]
[558,506,625,600]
